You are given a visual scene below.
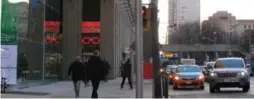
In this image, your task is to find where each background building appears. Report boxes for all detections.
[168,0,200,44]
[168,0,200,30]
[235,20,254,34]
[202,11,238,44]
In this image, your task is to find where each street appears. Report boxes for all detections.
[169,77,254,98]
[1,77,254,98]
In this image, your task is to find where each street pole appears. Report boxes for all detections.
[135,0,143,98]
[151,0,162,98]
[42,0,46,81]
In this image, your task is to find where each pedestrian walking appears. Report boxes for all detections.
[17,53,29,82]
[103,60,111,82]
[82,57,89,87]
[87,50,105,98]
[120,53,133,89]
[68,56,85,98]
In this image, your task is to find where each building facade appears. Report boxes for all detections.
[168,0,200,30]
[203,11,254,45]
[235,20,254,34]
[202,11,239,44]
[207,11,237,33]
[15,0,136,82]
[101,0,136,79]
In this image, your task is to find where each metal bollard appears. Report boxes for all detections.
[160,71,169,98]
[164,74,168,98]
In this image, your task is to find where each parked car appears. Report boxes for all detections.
[200,66,208,81]
[166,65,178,84]
[200,66,208,75]
[209,57,250,93]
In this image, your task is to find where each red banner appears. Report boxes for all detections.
[44,21,100,33]
[44,21,60,33]
[81,22,100,33]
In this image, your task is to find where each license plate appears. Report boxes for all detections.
[223,79,231,82]
[186,81,192,84]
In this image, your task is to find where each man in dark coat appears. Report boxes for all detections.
[120,53,133,89]
[82,57,89,87]
[86,50,105,98]
[68,56,84,98]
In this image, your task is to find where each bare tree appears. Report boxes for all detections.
[240,29,254,52]
[169,21,200,44]
[200,21,225,44]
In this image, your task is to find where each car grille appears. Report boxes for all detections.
[217,72,237,77]
[181,77,196,80]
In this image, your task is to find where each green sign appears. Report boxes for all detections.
[1,0,18,45]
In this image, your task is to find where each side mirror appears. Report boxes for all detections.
[246,64,250,68]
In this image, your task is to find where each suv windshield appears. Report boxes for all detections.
[176,66,201,72]
[214,59,244,68]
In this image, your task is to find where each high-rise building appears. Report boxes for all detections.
[168,0,200,43]
[168,0,200,30]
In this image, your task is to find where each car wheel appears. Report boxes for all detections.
[200,85,205,90]
[209,84,216,93]
[242,83,250,92]
[173,85,178,90]
[215,87,220,92]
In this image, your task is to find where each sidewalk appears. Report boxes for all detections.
[2,78,154,98]
[50,78,154,98]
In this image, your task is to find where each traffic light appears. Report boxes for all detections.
[142,6,151,32]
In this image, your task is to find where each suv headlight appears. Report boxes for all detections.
[210,72,217,76]
[160,69,164,72]
[238,72,246,76]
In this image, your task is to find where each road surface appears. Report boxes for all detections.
[169,77,254,98]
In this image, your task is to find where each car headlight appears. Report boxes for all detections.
[238,72,246,76]
[174,76,179,80]
[160,69,163,72]
[198,75,204,80]
[210,72,217,76]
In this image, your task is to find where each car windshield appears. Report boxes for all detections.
[176,66,201,72]
[214,59,244,68]
[207,62,215,67]
[166,66,177,71]
[200,67,206,70]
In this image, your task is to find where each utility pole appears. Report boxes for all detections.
[151,0,162,98]
[135,0,144,98]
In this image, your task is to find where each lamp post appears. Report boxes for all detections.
[150,0,162,98]
[135,0,143,98]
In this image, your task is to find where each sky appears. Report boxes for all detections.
[155,0,254,44]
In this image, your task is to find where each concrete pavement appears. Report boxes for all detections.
[3,77,254,98]
[2,78,154,98]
